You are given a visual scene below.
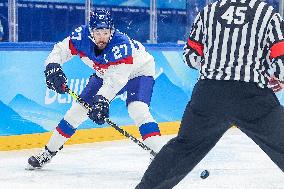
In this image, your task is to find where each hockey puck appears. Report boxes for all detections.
[200,170,209,179]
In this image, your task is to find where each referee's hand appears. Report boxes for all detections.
[268,76,284,92]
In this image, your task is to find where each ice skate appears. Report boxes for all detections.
[26,146,57,170]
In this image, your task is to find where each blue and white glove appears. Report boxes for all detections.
[88,95,109,125]
[44,63,67,94]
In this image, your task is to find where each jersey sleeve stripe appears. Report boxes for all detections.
[187,38,204,57]
[69,40,79,55]
[270,40,284,59]
[93,56,133,70]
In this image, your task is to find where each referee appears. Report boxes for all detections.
[136,0,284,188]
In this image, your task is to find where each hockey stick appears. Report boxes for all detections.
[65,86,157,157]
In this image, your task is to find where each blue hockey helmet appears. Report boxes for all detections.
[89,10,114,30]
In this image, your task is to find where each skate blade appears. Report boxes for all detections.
[25,164,42,171]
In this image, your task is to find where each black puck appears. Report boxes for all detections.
[200,170,209,179]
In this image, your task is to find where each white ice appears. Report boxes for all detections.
[0,128,283,189]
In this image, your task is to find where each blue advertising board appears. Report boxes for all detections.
[1,42,284,137]
[0,42,198,136]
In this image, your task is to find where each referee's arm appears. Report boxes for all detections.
[267,13,284,82]
[183,12,204,70]
[267,13,284,92]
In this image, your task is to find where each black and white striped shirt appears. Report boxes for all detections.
[183,0,284,87]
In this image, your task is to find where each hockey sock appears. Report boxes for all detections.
[139,122,163,153]
[139,122,161,140]
[46,119,76,152]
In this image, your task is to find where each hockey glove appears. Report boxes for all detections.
[88,95,109,125]
[44,63,67,94]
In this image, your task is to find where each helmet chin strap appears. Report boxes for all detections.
[88,35,97,45]
[108,29,115,42]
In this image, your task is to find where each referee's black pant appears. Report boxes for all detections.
[136,79,284,189]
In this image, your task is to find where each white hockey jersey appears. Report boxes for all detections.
[45,25,155,101]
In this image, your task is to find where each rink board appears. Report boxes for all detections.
[0,122,180,151]
[0,43,196,137]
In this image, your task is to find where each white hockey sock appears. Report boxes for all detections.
[143,135,164,154]
[46,102,89,152]
[46,118,77,152]
[46,129,69,152]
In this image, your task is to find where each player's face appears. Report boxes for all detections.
[93,29,111,50]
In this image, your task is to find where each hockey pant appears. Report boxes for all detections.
[136,79,284,189]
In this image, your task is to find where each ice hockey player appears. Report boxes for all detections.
[27,9,162,169]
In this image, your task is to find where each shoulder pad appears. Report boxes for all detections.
[69,25,90,50]
[70,25,89,42]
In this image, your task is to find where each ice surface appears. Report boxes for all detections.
[0,128,283,189]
